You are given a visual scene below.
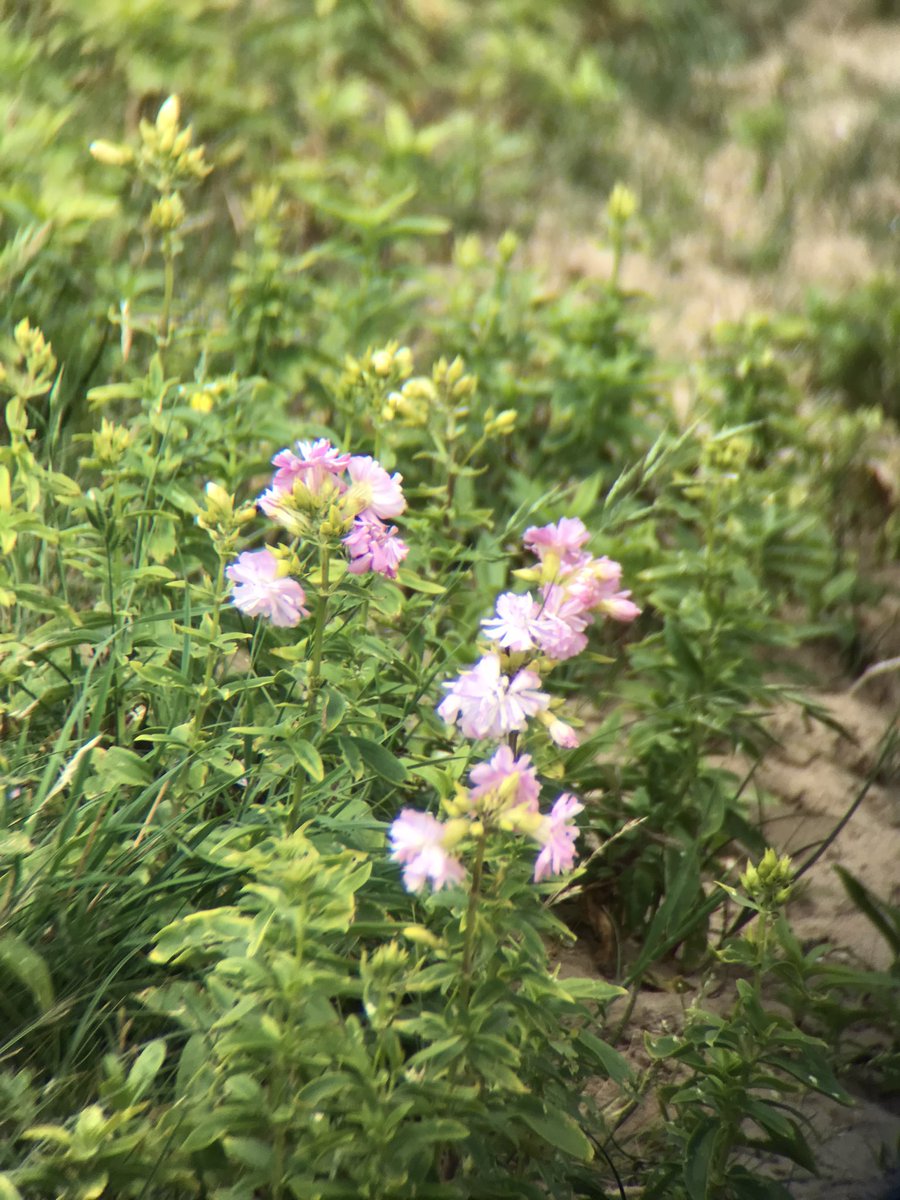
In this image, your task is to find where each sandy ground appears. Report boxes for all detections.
[540,3,900,1192]
[531,2,900,366]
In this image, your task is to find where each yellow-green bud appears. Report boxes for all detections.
[442,818,471,849]
[454,233,482,269]
[156,95,181,141]
[150,192,185,231]
[607,182,637,224]
[740,848,793,908]
[485,409,517,436]
[92,418,132,467]
[498,230,519,262]
[371,349,393,376]
[89,139,134,167]
[402,377,436,402]
[402,925,441,949]
[445,356,465,386]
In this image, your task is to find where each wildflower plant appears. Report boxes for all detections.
[0,17,896,1200]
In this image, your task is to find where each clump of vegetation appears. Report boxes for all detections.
[2,4,898,1195]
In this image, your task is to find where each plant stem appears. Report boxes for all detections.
[460,832,486,1008]
[306,545,331,714]
[192,555,226,741]
[159,235,175,358]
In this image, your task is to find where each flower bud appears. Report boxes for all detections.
[89,139,134,167]
[150,192,185,231]
[156,95,181,140]
[607,182,637,224]
[441,818,471,849]
[484,409,517,436]
[371,349,393,376]
[402,925,442,949]
[498,230,519,262]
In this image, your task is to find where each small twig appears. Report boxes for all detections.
[133,780,169,849]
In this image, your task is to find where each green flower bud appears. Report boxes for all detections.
[607,182,637,224]
[89,139,134,167]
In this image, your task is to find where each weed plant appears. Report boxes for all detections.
[1,7,899,1196]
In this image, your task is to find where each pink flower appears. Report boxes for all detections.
[343,515,409,579]
[270,438,351,495]
[469,745,540,812]
[346,455,406,520]
[389,809,465,893]
[481,591,542,652]
[566,557,640,622]
[437,653,550,740]
[594,591,641,622]
[533,584,592,660]
[523,517,591,569]
[545,716,579,748]
[226,549,309,627]
[533,793,584,882]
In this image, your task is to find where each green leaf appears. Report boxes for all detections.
[322,687,347,733]
[684,1118,718,1200]
[576,1030,632,1083]
[224,1136,274,1171]
[744,1100,816,1173]
[125,1039,166,1101]
[95,746,152,788]
[346,736,408,784]
[559,977,627,1004]
[396,568,445,595]
[0,935,54,1012]
[520,1111,593,1162]
[835,866,900,954]
[0,1174,23,1199]
[292,738,324,782]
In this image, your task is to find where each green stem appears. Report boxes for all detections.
[306,545,331,714]
[610,227,623,289]
[460,832,486,1008]
[191,555,226,741]
[159,237,175,359]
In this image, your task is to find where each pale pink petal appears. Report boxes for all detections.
[481,592,542,652]
[226,550,309,627]
[342,515,409,579]
[533,793,584,882]
[469,745,540,811]
[347,455,406,520]
[523,517,591,568]
[389,809,465,893]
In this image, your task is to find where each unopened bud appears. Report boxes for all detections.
[89,139,134,167]
[402,925,441,949]
[485,409,517,436]
[150,192,185,231]
[371,349,393,376]
[156,95,181,140]
[607,182,637,224]
[498,230,519,262]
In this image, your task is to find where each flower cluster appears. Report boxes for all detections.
[389,518,637,894]
[439,517,639,743]
[482,517,640,662]
[225,439,409,626]
[389,744,584,892]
